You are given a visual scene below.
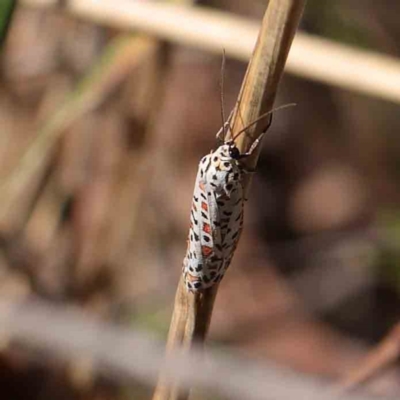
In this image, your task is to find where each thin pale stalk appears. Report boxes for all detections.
[230,0,305,194]
[153,1,306,400]
[337,322,400,391]
[21,0,400,104]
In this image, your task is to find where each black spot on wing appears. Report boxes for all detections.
[191,210,198,225]
[193,282,202,289]
[231,231,239,240]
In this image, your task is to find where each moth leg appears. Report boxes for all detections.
[241,166,256,174]
[239,113,273,157]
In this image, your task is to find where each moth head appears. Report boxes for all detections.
[226,141,241,160]
[214,143,241,164]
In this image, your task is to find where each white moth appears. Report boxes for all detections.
[182,110,272,292]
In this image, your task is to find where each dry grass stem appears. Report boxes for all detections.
[0,35,156,234]
[338,322,400,391]
[0,299,382,400]
[153,1,305,399]
[20,0,400,104]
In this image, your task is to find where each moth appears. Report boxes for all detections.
[182,110,273,292]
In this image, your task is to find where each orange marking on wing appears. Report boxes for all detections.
[203,223,211,234]
[201,202,208,212]
[199,181,206,191]
[202,246,213,256]
[186,274,198,283]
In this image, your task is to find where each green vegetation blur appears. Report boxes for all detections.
[0,0,16,47]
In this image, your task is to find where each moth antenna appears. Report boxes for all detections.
[232,103,296,142]
[220,49,227,141]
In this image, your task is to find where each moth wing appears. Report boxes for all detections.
[183,170,205,276]
[183,162,223,290]
[218,181,244,269]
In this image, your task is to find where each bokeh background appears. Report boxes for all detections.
[1,0,400,399]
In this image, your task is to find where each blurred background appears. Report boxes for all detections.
[1,0,400,399]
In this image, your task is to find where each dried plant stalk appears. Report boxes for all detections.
[153,1,306,400]
[0,35,156,234]
[337,322,400,391]
[22,0,400,104]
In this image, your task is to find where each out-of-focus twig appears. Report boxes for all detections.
[0,35,156,234]
[20,0,400,104]
[338,322,400,392]
[0,299,385,400]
